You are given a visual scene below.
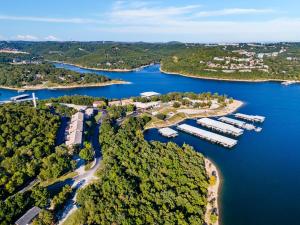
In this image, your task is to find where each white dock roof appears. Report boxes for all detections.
[140,91,160,97]
[159,127,178,137]
[219,117,246,127]
[198,118,244,136]
[177,124,237,147]
[235,113,265,122]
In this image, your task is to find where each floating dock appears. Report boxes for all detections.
[197,118,244,137]
[177,124,237,148]
[218,117,256,130]
[10,94,30,101]
[234,113,265,123]
[158,127,178,138]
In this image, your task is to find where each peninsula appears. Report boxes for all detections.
[0,62,127,90]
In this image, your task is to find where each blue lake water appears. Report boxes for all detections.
[1,64,300,225]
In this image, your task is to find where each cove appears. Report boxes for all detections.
[1,64,300,225]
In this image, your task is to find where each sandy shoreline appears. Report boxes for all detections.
[0,80,130,91]
[205,158,221,225]
[160,67,300,84]
[50,61,152,72]
[145,100,243,130]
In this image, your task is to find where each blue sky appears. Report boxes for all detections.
[0,0,300,42]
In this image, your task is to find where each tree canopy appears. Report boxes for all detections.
[71,117,209,225]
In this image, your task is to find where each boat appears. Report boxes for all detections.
[18,89,26,93]
[255,127,262,132]
[282,81,297,86]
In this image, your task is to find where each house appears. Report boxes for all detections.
[15,206,41,225]
[92,100,106,108]
[134,101,161,110]
[85,108,95,118]
[120,98,134,106]
[108,100,122,107]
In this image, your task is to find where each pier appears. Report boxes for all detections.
[218,117,256,130]
[158,127,178,138]
[197,118,244,136]
[10,94,30,101]
[234,113,265,123]
[177,124,237,148]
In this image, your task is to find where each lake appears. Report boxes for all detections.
[1,64,300,225]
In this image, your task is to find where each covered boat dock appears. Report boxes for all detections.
[158,127,178,138]
[234,113,265,123]
[177,124,237,148]
[197,118,244,136]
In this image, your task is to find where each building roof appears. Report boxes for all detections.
[71,112,84,122]
[15,206,41,225]
[134,101,160,109]
[85,108,95,116]
[197,118,243,136]
[140,91,161,98]
[177,124,237,147]
[159,127,178,137]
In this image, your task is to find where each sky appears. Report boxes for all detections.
[0,0,300,43]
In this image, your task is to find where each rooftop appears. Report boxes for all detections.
[15,206,41,225]
[140,91,161,98]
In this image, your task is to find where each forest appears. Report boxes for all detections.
[65,116,209,225]
[0,103,78,224]
[2,41,299,80]
[0,62,111,88]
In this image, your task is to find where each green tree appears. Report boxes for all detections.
[31,187,49,208]
[79,143,94,161]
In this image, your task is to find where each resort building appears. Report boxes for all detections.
[93,100,106,108]
[85,108,95,119]
[108,99,134,107]
[66,112,84,147]
[134,101,161,110]
[108,100,122,107]
[15,206,41,225]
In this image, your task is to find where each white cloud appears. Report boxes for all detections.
[108,1,201,24]
[0,15,101,24]
[15,34,38,41]
[44,35,59,41]
[92,18,300,42]
[195,8,275,17]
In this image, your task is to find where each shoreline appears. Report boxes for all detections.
[205,158,221,225]
[50,61,153,72]
[0,80,130,91]
[160,67,300,84]
[145,100,243,130]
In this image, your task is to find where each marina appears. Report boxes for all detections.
[234,113,265,123]
[197,118,244,137]
[218,117,256,130]
[158,127,178,138]
[177,124,237,148]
